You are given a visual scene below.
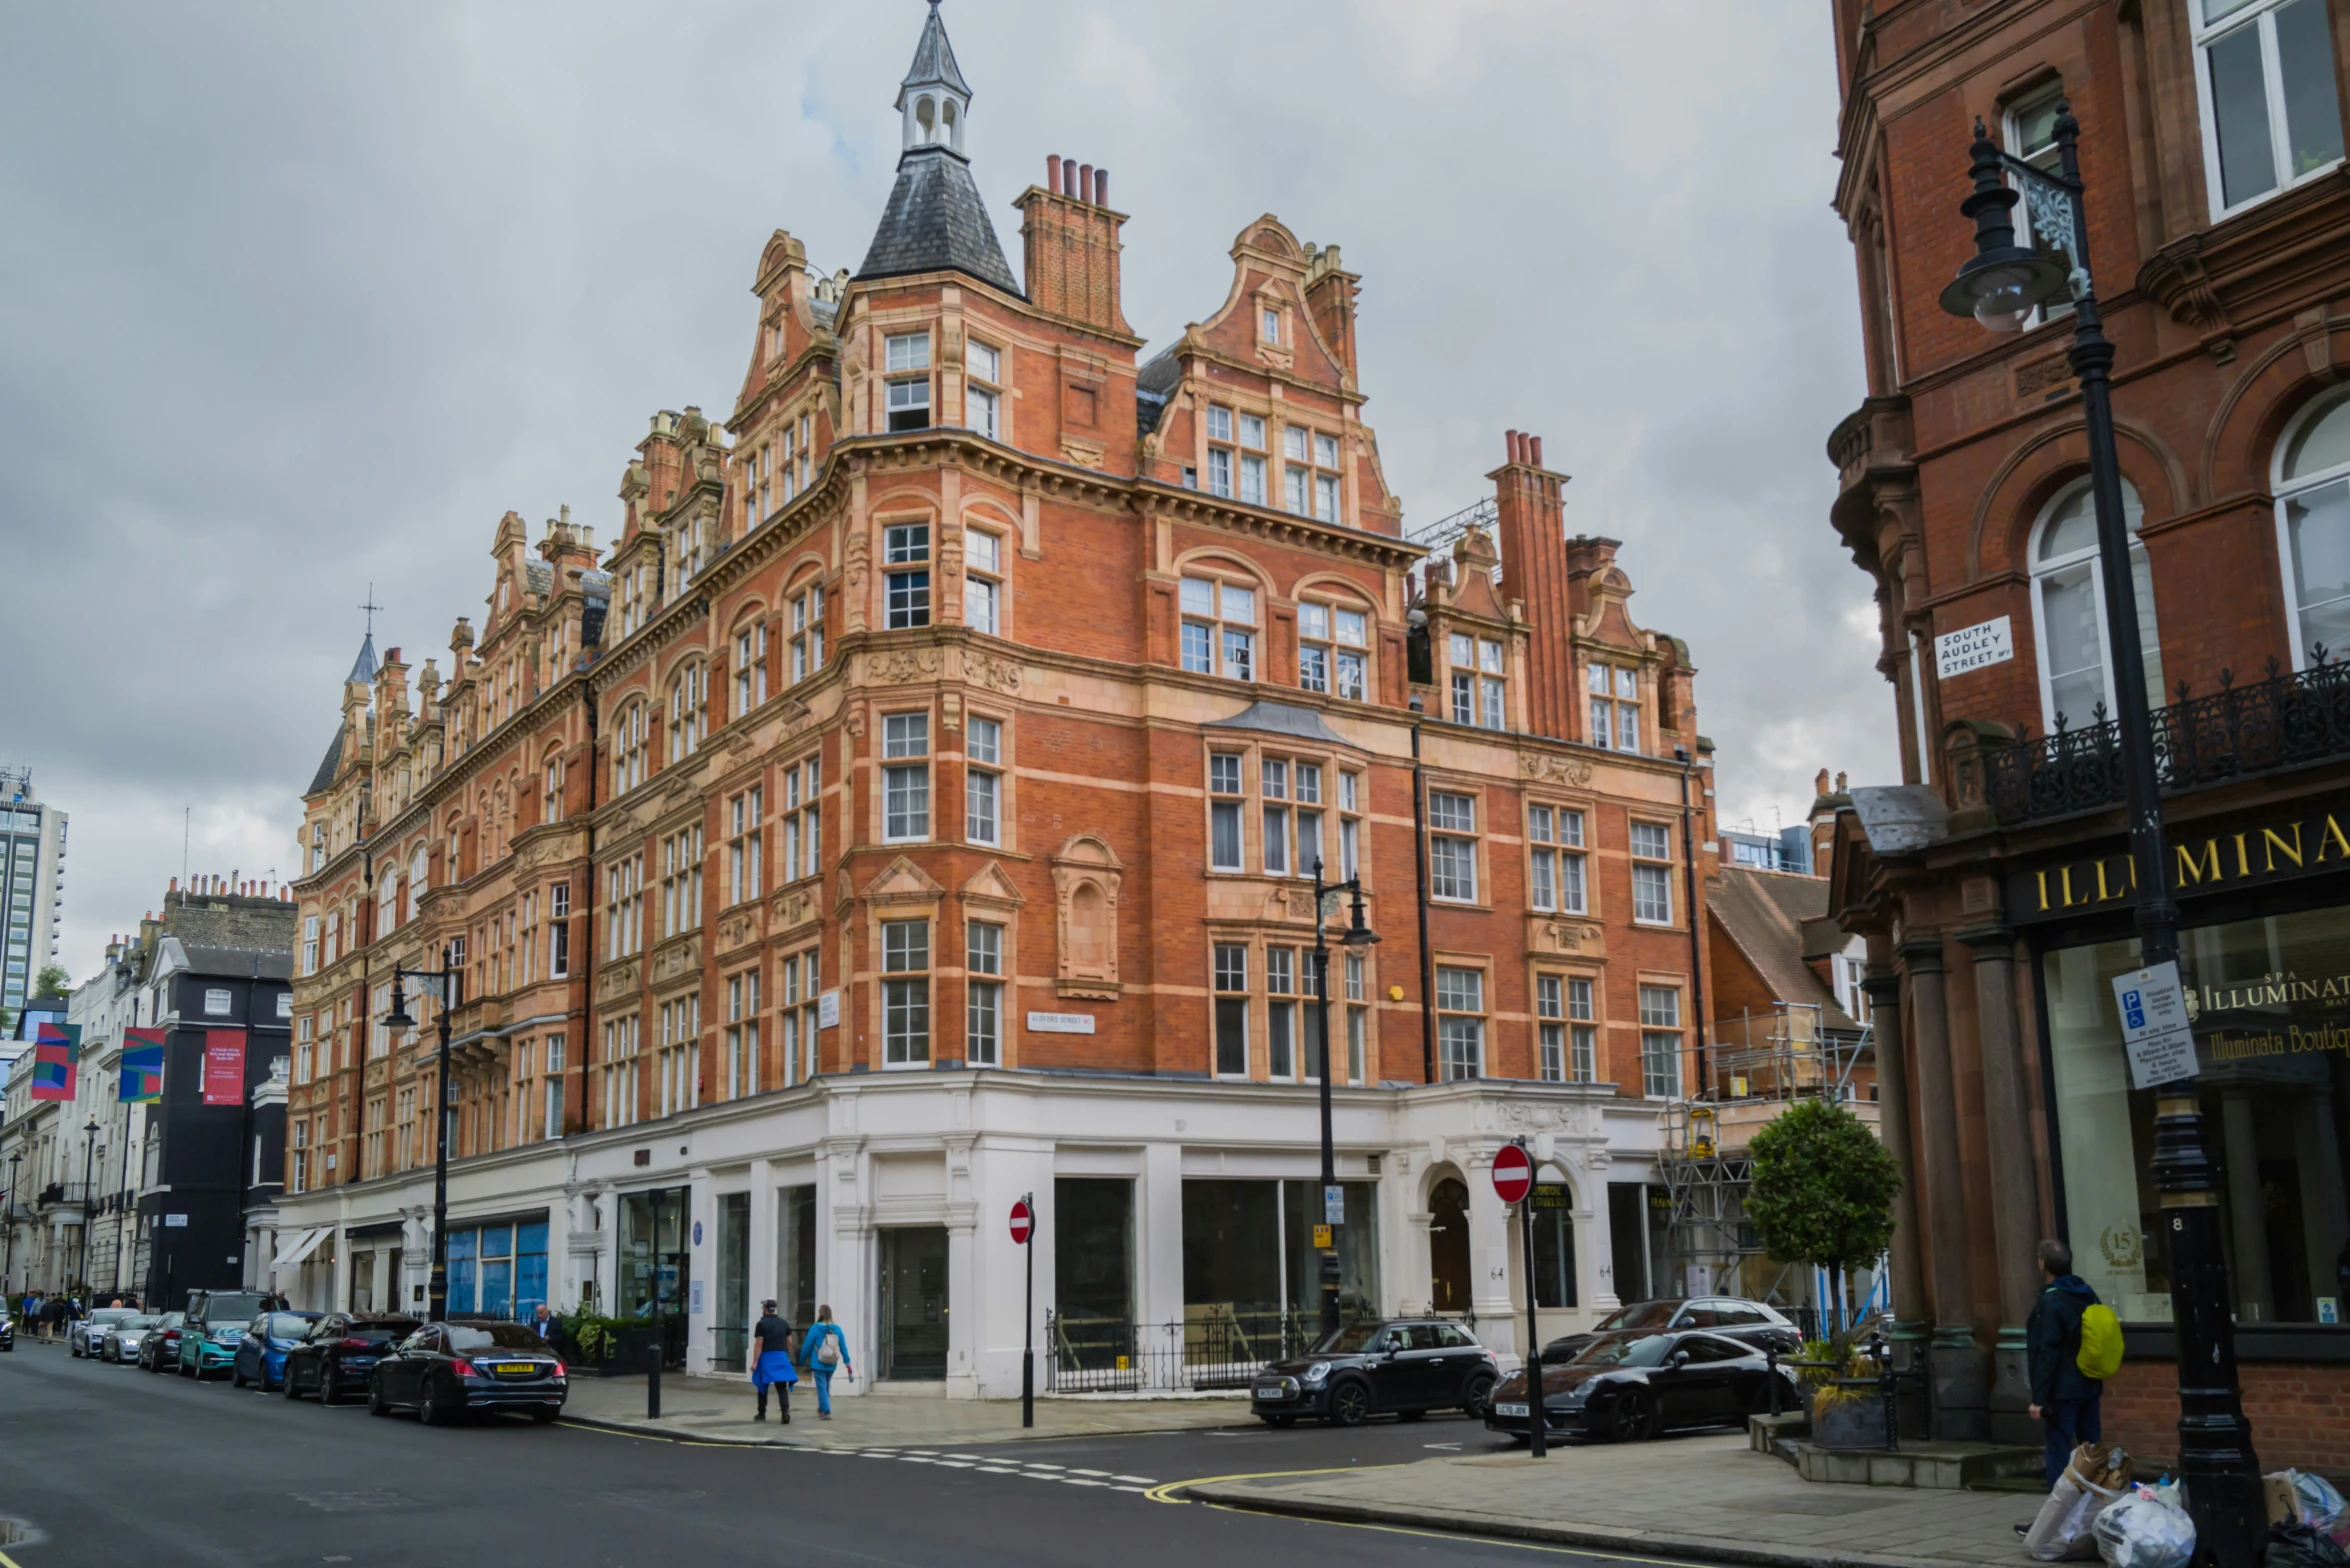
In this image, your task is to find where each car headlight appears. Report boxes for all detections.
[1301,1362,1331,1387]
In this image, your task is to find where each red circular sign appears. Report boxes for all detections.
[1009,1199,1033,1245]
[1491,1143,1534,1206]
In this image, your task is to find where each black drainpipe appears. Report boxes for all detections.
[578,677,599,1136]
[1677,748,1710,1098]
[1411,712,1435,1085]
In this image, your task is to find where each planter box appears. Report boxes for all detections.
[565,1320,687,1376]
[1809,1386,1892,1450]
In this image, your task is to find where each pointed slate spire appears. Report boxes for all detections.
[347,631,378,684]
[898,0,970,105]
[857,0,1019,295]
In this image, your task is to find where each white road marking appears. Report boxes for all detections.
[1110,1475,1157,1484]
[1059,1478,1108,1487]
[931,1460,974,1468]
[1067,1468,1113,1477]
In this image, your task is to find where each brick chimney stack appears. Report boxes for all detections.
[1017,155,1132,337]
[1303,241,1360,382]
[1491,429,1575,742]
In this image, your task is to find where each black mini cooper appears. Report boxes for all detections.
[1250,1319,1499,1428]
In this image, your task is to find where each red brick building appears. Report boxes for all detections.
[1822,0,2350,1465]
[274,5,1733,1392]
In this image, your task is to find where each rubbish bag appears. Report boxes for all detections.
[2097,1488,2200,1568]
[2029,1449,2132,1563]
[2266,1524,2350,1568]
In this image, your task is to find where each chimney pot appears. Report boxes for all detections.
[1060,155,1076,196]
[1079,163,1094,204]
[1530,435,1544,468]
[1046,153,1060,191]
[169,877,177,892]
[1093,167,1108,206]
[1505,429,1520,464]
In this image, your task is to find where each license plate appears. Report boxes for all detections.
[494,1363,540,1375]
[1254,1384,1285,1399]
[1494,1402,1528,1418]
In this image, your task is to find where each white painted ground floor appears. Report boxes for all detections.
[265,1071,1681,1396]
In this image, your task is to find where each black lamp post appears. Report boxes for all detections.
[4,1150,18,1302]
[380,947,460,1322]
[77,1116,98,1303]
[1939,107,2262,1568]
[1309,858,1380,1343]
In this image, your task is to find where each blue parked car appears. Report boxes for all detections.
[232,1312,321,1391]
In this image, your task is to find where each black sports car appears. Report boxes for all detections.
[1536,1297,1800,1366]
[1485,1327,1798,1444]
[367,1322,567,1425]
[1249,1319,1499,1428]
[283,1313,421,1404]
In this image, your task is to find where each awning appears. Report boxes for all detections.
[269,1227,330,1269]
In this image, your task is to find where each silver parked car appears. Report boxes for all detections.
[100,1314,162,1364]
[70,1308,139,1359]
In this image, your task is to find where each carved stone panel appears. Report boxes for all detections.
[650,933,702,992]
[1519,751,1594,788]
[716,906,761,956]
[597,959,642,1004]
[771,885,819,934]
[1051,834,1122,1000]
[1527,915,1605,959]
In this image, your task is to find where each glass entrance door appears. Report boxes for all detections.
[878,1226,949,1380]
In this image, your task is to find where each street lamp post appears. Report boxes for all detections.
[77,1116,100,1304]
[1309,858,1380,1343]
[4,1150,19,1302]
[1939,107,2262,1568]
[380,947,460,1322]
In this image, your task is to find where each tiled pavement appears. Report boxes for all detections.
[1183,1433,2041,1568]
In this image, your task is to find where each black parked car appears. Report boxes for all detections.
[367,1322,567,1425]
[1485,1328,1798,1444]
[1537,1297,1798,1366]
[284,1314,422,1404]
[0,1314,13,1351]
[1250,1319,1498,1428]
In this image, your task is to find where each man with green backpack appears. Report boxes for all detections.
[2027,1238,2123,1486]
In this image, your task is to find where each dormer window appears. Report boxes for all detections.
[1589,663,1642,753]
[1283,426,1344,522]
[966,340,1002,441]
[885,333,932,432]
[1206,405,1235,498]
[1261,306,1281,343]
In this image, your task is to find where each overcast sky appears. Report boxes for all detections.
[0,0,1893,983]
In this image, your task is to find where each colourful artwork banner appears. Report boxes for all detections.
[201,1030,246,1107]
[119,1028,165,1103]
[30,1022,79,1101]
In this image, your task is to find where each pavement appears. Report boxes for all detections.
[1185,1431,2042,1568]
[0,1336,1671,1567]
[559,1368,1251,1447]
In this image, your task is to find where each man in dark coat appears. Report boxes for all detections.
[2025,1239,2103,1486]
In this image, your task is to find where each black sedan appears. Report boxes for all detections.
[1485,1328,1797,1444]
[1537,1297,1799,1366]
[283,1313,421,1405]
[1250,1319,1499,1428]
[0,1314,13,1352]
[367,1322,567,1425]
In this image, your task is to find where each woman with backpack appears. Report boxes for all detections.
[798,1305,853,1421]
[2026,1239,2118,1486]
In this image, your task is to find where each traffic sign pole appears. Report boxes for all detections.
[1012,1195,1035,1429]
[1490,1141,1544,1459]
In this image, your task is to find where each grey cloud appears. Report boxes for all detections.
[0,0,1897,977]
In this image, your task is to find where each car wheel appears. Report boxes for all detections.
[1259,1414,1297,1429]
[232,1364,248,1389]
[1461,1372,1497,1421]
[284,1367,302,1399]
[320,1371,341,1405]
[1326,1379,1371,1428]
[1602,1387,1659,1443]
[368,1379,391,1417]
[421,1375,462,1426]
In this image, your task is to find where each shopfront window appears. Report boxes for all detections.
[1180,1178,1381,1329]
[2046,904,2350,1325]
[441,1219,550,1320]
[620,1188,690,1323]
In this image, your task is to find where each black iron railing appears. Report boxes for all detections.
[1044,1306,1468,1394]
[1968,655,2350,827]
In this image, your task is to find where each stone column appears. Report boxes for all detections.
[2220,1090,2272,1321]
[1464,1145,1519,1361]
[1902,936,1987,1440]
[1860,968,1927,1328]
[1958,923,2044,1446]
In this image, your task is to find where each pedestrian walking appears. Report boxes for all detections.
[2026,1239,2117,1486]
[751,1298,797,1423]
[798,1305,854,1421]
[41,1294,67,1344]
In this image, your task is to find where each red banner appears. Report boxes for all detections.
[202,1030,246,1106]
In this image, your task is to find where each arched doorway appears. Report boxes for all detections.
[1429,1178,1471,1313]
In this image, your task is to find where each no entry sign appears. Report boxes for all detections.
[1491,1142,1533,1206]
[1009,1198,1033,1245]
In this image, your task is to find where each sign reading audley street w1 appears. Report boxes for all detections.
[2007,805,2350,926]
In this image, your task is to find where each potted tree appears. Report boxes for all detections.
[1743,1097,1903,1448]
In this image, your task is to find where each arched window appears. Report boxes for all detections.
[2029,477,2163,729]
[2275,390,2350,669]
[668,666,705,764]
[408,846,427,921]
[613,702,648,796]
[377,866,399,935]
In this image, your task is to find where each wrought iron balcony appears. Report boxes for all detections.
[1966,654,2350,827]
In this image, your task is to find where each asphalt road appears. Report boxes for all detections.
[0,1340,1705,1568]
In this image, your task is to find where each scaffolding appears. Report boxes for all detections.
[1652,1003,1875,1324]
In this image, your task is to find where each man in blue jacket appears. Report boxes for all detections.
[2025,1239,2102,1486]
